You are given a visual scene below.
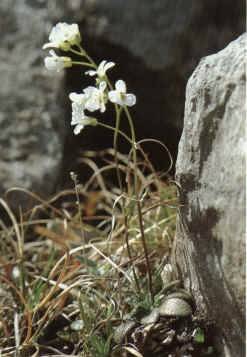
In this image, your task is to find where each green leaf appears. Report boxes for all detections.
[193,327,205,344]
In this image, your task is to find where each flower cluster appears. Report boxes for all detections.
[43,23,81,51]
[43,22,136,135]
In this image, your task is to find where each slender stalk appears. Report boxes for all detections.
[69,47,84,57]
[124,106,154,303]
[71,61,95,68]
[113,107,123,191]
[124,214,141,293]
[97,121,132,144]
[123,107,138,196]
[70,173,85,245]
[136,199,153,302]
[111,107,141,293]
[70,46,97,70]
[78,45,97,67]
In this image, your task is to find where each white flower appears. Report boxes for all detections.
[69,92,97,134]
[69,92,87,106]
[108,80,136,107]
[43,22,81,51]
[70,102,94,135]
[83,81,107,113]
[86,60,115,78]
[44,50,72,72]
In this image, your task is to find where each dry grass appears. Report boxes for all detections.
[0,147,177,356]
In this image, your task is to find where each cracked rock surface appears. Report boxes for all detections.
[174,34,246,356]
[0,0,67,206]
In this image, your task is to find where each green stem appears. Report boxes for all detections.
[97,120,132,145]
[112,108,141,293]
[123,107,138,196]
[113,106,123,191]
[78,45,97,67]
[70,46,97,70]
[97,121,132,144]
[123,106,154,303]
[124,214,141,293]
[71,61,95,68]
[69,47,85,56]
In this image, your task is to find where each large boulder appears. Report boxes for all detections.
[174,34,246,356]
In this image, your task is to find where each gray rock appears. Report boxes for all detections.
[174,34,246,356]
[0,0,85,206]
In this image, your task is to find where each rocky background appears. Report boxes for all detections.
[0,0,244,203]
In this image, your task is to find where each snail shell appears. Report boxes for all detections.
[141,308,160,325]
[113,320,137,344]
[159,297,192,317]
[164,290,193,304]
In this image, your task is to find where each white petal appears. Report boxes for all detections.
[49,49,57,57]
[115,80,126,93]
[74,124,84,135]
[44,57,63,72]
[83,86,97,96]
[85,101,99,112]
[43,42,59,50]
[71,102,85,124]
[69,92,78,102]
[124,94,136,107]
[69,93,85,103]
[108,90,117,104]
[108,91,124,106]
[104,61,115,72]
[85,70,97,76]
[98,60,107,74]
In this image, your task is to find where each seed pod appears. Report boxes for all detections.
[159,297,192,317]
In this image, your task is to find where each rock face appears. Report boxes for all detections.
[0,0,91,205]
[0,0,66,205]
[174,34,246,356]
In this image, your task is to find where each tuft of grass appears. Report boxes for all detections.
[0,147,177,356]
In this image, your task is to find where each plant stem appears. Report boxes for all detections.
[124,106,154,303]
[71,61,95,68]
[111,107,141,293]
[137,198,154,303]
[124,214,141,293]
[78,45,97,67]
[97,121,132,145]
[113,107,123,192]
